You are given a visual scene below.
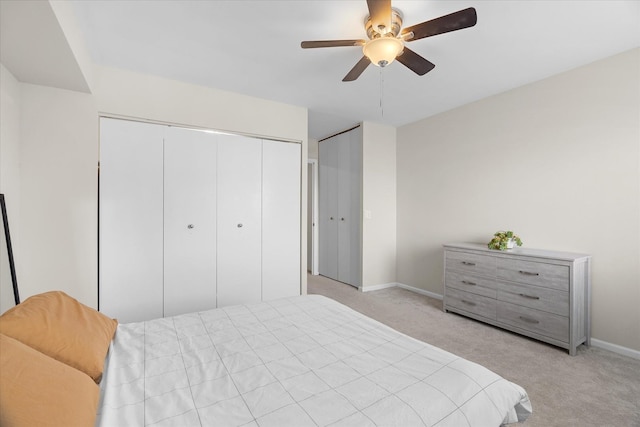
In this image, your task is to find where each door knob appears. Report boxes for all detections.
[187,224,195,229]
[330,217,334,220]
[237,223,243,228]
[341,218,345,221]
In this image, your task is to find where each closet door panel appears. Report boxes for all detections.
[318,140,330,277]
[262,141,301,300]
[163,127,217,317]
[337,133,353,284]
[319,139,339,280]
[99,118,164,323]
[217,135,262,306]
[348,127,362,287]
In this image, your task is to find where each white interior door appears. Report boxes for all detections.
[163,127,217,317]
[217,134,262,306]
[262,140,301,300]
[99,118,164,323]
[319,138,339,280]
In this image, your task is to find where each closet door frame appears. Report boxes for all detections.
[317,126,362,288]
[99,117,303,320]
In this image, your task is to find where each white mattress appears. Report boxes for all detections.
[97,295,531,426]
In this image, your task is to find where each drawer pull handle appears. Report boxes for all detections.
[461,300,477,306]
[519,293,540,300]
[462,261,476,266]
[519,316,540,324]
[519,270,539,276]
[461,280,476,286]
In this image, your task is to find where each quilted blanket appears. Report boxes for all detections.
[97,295,531,426]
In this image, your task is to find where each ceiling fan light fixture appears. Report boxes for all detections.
[301,3,477,81]
[363,36,403,67]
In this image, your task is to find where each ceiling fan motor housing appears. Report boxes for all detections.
[365,7,403,39]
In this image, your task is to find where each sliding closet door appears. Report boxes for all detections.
[99,118,164,323]
[262,140,301,300]
[319,138,339,280]
[217,135,262,306]
[163,127,217,317]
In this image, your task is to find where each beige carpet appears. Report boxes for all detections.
[308,274,640,427]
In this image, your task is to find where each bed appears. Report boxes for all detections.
[0,291,531,426]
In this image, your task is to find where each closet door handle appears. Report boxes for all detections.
[461,300,476,306]
[519,293,540,300]
[187,224,195,229]
[461,280,476,286]
[237,223,243,228]
[341,217,345,221]
[330,217,334,220]
[461,261,476,266]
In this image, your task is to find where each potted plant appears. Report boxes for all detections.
[488,230,523,251]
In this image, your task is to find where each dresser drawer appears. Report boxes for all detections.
[497,258,569,291]
[445,270,497,299]
[497,302,568,343]
[446,251,496,277]
[446,288,496,320]
[496,281,568,316]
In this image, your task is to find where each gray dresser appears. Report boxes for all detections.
[443,243,591,355]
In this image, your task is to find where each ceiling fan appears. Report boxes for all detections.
[301,0,477,81]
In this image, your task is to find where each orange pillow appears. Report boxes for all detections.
[0,333,100,427]
[0,291,117,383]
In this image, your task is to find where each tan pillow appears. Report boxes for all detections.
[0,333,100,427]
[0,291,117,383]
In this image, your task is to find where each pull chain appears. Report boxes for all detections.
[379,67,384,118]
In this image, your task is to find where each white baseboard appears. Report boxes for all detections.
[591,338,640,360]
[359,282,397,292]
[358,283,639,360]
[396,283,443,300]
[359,282,443,301]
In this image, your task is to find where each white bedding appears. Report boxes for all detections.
[97,295,531,426]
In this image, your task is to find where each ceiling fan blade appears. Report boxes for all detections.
[396,47,435,76]
[301,40,365,48]
[343,56,371,82]
[401,7,477,41]
[366,0,392,34]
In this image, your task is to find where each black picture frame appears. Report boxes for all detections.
[0,194,20,305]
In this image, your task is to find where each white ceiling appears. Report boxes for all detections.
[41,1,640,139]
[0,0,90,92]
